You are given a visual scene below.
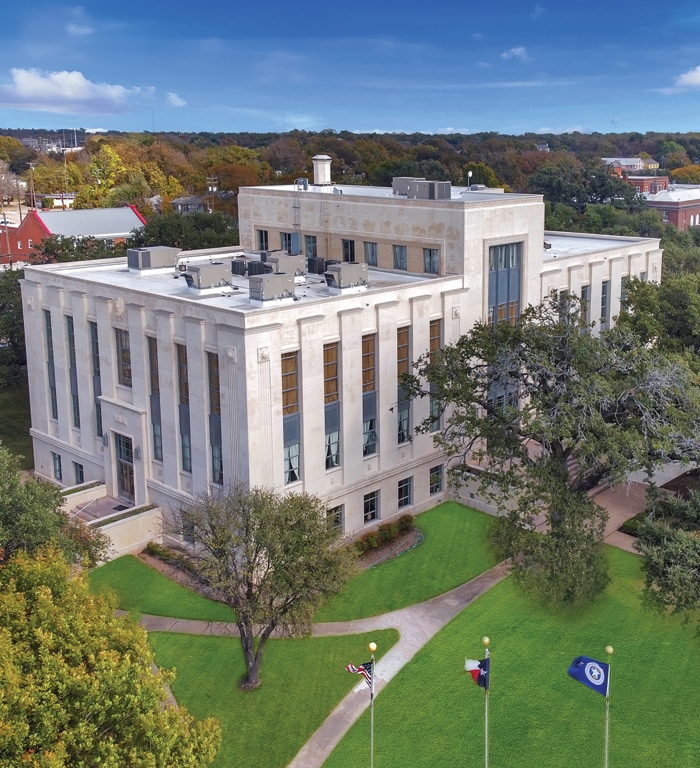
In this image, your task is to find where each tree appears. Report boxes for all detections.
[171,485,355,690]
[0,546,221,767]
[403,294,700,604]
[30,235,127,265]
[0,268,26,388]
[0,443,109,566]
[130,211,239,251]
[635,489,700,619]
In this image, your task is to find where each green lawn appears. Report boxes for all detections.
[89,554,236,622]
[324,548,700,768]
[0,377,33,469]
[150,629,399,768]
[316,502,498,621]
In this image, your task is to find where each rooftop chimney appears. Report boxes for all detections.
[312,155,332,186]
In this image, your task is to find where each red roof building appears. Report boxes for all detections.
[0,206,146,263]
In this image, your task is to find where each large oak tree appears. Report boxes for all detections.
[404,294,700,604]
[171,486,355,690]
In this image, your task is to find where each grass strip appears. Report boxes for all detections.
[150,629,399,768]
[316,501,498,621]
[89,554,236,622]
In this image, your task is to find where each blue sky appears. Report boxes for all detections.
[2,2,700,136]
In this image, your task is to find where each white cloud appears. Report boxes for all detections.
[0,68,144,114]
[167,92,186,107]
[675,64,700,87]
[67,24,94,36]
[501,47,530,61]
[532,5,545,19]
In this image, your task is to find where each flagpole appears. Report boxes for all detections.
[604,645,613,768]
[482,636,490,768]
[369,641,376,768]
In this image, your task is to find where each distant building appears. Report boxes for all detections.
[602,157,660,174]
[646,185,700,229]
[0,206,146,262]
[21,156,662,550]
[625,176,669,195]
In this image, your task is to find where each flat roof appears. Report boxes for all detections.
[25,252,444,314]
[543,232,658,260]
[241,182,536,202]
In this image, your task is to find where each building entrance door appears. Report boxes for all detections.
[115,433,135,503]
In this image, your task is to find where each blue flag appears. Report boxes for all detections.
[567,656,609,697]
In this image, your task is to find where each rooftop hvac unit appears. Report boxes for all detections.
[266,253,305,275]
[306,256,326,274]
[247,260,270,276]
[127,246,181,271]
[231,259,247,276]
[248,273,295,302]
[324,262,369,290]
[183,261,232,289]
[391,177,451,200]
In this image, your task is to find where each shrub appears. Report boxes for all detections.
[377,522,399,544]
[397,514,415,533]
[620,511,649,537]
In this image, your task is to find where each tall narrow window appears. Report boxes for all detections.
[429,319,442,432]
[488,242,522,325]
[620,275,629,305]
[364,241,378,266]
[89,321,102,436]
[397,327,411,444]
[73,461,84,485]
[256,229,268,251]
[281,232,293,252]
[282,351,301,483]
[44,310,58,420]
[66,316,80,428]
[324,343,340,469]
[362,334,377,456]
[305,235,318,258]
[176,343,191,472]
[208,352,223,485]
[342,239,355,262]
[147,336,163,461]
[393,244,407,270]
[423,248,439,274]
[51,451,62,482]
[580,285,591,326]
[601,280,610,329]
[115,328,132,387]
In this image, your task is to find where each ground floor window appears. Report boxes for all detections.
[327,504,344,530]
[51,451,62,481]
[73,462,84,485]
[429,464,443,494]
[398,477,413,508]
[364,490,379,523]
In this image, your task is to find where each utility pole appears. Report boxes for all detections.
[207,176,217,213]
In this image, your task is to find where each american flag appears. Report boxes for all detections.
[346,660,374,688]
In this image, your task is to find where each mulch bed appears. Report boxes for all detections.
[138,529,425,600]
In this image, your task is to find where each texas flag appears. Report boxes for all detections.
[465,657,490,690]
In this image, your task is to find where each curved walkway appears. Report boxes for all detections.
[136,561,510,768]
